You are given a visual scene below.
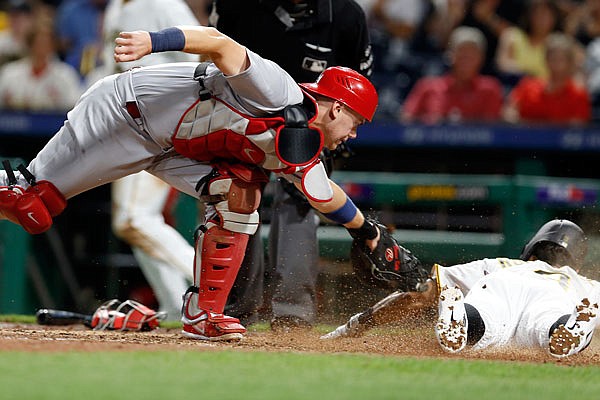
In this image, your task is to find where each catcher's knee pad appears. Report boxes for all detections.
[0,185,61,234]
[185,222,250,316]
[200,163,268,234]
[1,162,66,234]
[25,180,67,217]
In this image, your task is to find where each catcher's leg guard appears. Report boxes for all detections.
[181,223,250,341]
[0,162,66,234]
[181,163,267,341]
[194,223,250,313]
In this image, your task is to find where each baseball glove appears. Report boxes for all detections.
[350,222,430,292]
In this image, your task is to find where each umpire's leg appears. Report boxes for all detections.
[268,180,320,327]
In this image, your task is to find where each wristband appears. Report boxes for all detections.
[149,27,185,53]
[347,218,378,241]
[323,197,358,225]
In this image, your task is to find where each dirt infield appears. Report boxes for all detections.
[1,322,599,366]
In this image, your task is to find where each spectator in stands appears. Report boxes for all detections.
[400,26,503,125]
[460,0,524,75]
[54,0,106,79]
[369,0,429,71]
[563,0,600,46]
[584,36,600,101]
[365,0,430,118]
[408,0,467,77]
[392,0,522,118]
[503,33,591,125]
[0,21,82,111]
[0,0,34,65]
[495,0,561,81]
[411,0,525,76]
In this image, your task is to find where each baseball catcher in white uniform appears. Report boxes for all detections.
[0,25,381,341]
[323,219,599,358]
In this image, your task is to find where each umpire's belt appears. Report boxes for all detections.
[125,101,143,128]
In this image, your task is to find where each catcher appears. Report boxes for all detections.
[0,25,380,341]
[323,219,598,358]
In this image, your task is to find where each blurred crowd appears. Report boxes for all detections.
[0,0,599,126]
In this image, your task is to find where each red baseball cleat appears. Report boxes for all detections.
[182,313,246,341]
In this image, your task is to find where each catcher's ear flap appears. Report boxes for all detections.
[275,105,324,166]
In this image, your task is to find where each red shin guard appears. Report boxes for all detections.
[195,224,249,314]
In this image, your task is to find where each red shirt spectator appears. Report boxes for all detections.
[402,74,503,124]
[503,33,591,125]
[508,76,591,123]
[401,26,503,124]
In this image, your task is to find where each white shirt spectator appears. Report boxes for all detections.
[0,56,82,111]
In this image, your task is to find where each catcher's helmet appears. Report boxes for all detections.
[519,219,588,268]
[300,66,378,121]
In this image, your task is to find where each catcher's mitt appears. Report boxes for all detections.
[350,222,430,292]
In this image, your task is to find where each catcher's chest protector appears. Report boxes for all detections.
[171,95,323,173]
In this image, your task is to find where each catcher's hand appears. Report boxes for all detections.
[350,221,430,292]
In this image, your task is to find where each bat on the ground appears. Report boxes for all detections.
[35,308,93,327]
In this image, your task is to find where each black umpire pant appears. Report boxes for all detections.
[226,180,320,325]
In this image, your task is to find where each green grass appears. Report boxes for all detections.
[0,314,35,323]
[0,350,598,400]
[1,316,599,399]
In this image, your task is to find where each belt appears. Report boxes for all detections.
[126,101,141,119]
[125,101,144,130]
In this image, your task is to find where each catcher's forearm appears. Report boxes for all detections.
[303,180,378,242]
[305,181,364,227]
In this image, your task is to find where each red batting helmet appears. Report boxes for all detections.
[300,67,378,121]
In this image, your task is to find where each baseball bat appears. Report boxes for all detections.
[35,308,93,327]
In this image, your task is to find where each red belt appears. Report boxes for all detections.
[125,101,141,119]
